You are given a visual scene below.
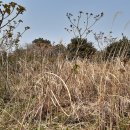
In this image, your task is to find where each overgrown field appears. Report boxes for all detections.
[0,54,130,130]
[1,1,130,130]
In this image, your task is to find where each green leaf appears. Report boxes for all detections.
[8,32,13,38]
[5,8,11,14]
[9,2,17,8]
[17,5,26,14]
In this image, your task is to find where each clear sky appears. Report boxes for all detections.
[3,0,130,47]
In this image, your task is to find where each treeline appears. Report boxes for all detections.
[1,35,130,66]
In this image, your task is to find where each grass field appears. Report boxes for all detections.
[0,53,130,130]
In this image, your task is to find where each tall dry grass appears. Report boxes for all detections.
[0,54,130,130]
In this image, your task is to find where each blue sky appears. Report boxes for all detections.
[3,0,130,47]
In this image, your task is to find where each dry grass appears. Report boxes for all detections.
[0,55,130,130]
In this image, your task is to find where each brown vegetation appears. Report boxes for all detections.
[1,48,130,129]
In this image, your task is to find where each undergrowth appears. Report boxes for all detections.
[0,53,130,130]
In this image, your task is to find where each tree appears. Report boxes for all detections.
[67,37,96,60]
[0,1,29,104]
[0,1,30,52]
[32,38,52,49]
[104,36,130,60]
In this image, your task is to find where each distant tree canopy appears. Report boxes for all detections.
[32,38,51,47]
[104,36,130,59]
[67,37,97,60]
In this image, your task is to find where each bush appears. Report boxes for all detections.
[67,37,97,60]
[104,36,130,60]
[50,43,67,57]
[32,38,52,49]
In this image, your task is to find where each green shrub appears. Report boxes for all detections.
[104,36,130,60]
[67,37,97,60]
